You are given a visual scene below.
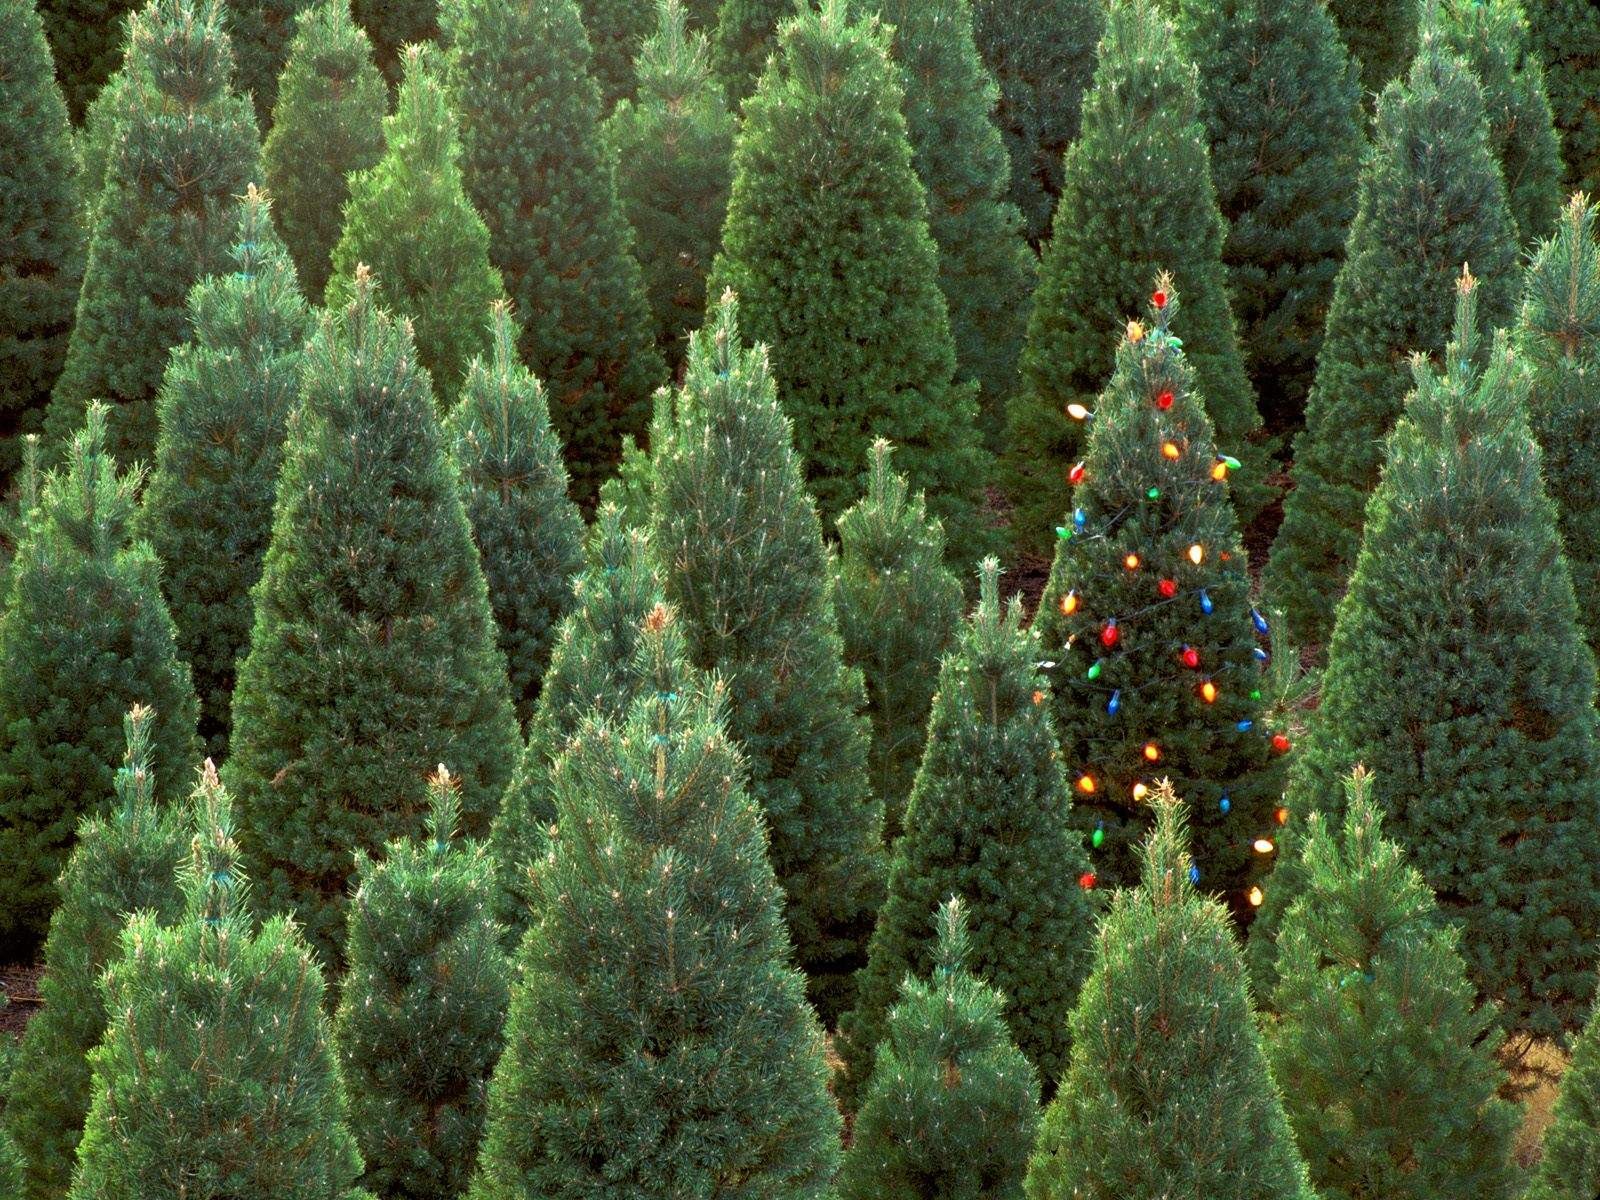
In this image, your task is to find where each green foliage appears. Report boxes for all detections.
[1033,282,1282,907]
[839,898,1040,1200]
[1173,0,1363,433]
[70,766,369,1200]
[470,604,841,1199]
[225,268,519,966]
[442,0,665,506]
[1265,30,1520,647]
[1328,0,1417,98]
[44,0,260,470]
[74,65,127,205]
[353,0,435,82]
[1004,0,1268,562]
[833,439,962,842]
[1026,790,1316,1200]
[1529,991,1600,1200]
[337,767,509,1200]
[711,0,991,554]
[580,0,654,108]
[650,292,883,1021]
[329,44,502,406]
[605,0,735,373]
[0,403,198,949]
[36,0,138,120]
[262,0,387,300]
[227,0,313,129]
[709,0,789,101]
[1525,0,1600,195]
[1266,768,1518,1200]
[2,708,187,1200]
[137,188,312,759]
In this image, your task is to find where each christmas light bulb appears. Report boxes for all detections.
[1077,773,1096,794]
[1092,823,1105,848]
[1107,689,1121,716]
[1031,689,1045,706]
[1253,838,1275,855]
[1188,544,1205,566]
[1275,806,1289,825]
[1219,794,1231,813]
[1222,456,1242,471]
[1252,608,1269,635]
[1147,486,1161,499]
[1152,288,1168,308]
[1180,645,1200,669]
[1074,507,1086,529]
[1253,647,1269,663]
[1156,389,1174,411]
[1101,620,1120,648]
[1158,578,1177,598]
[1199,589,1213,615]
[1272,733,1292,753]
[1248,885,1264,908]
[1060,590,1079,616]
[1127,319,1145,343]
[1087,660,1102,680]
[1079,871,1097,890]
[1236,719,1253,732]
[1211,459,1228,481]
[1068,461,1086,485]
[1124,553,1141,570]
[1067,403,1091,421]
[1188,863,1200,884]
[1143,742,1160,762]
[1200,680,1218,704]
[1250,689,1262,701]
[1162,441,1181,460]
[1055,526,1072,540]
[1132,782,1150,801]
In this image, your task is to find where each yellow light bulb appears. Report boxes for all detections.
[1253,838,1275,855]
[1124,553,1141,571]
[1248,885,1264,907]
[1211,460,1228,481]
[1200,681,1218,704]
[1067,402,1090,420]
[1061,590,1079,616]
[1161,441,1181,460]
[1188,544,1204,566]
[1077,773,1097,794]
[1132,782,1149,801]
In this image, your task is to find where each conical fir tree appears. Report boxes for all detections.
[1525,0,1600,195]
[70,765,368,1200]
[711,0,990,553]
[442,0,665,506]
[838,558,1094,1108]
[44,0,260,469]
[228,0,313,129]
[1005,0,1268,561]
[0,404,199,948]
[75,65,129,209]
[834,439,962,843]
[469,604,841,1199]
[650,293,882,1021]
[352,0,436,83]
[1173,0,1364,433]
[329,44,502,406]
[838,898,1040,1200]
[1529,993,1600,1200]
[36,0,139,120]
[226,268,519,965]
[604,0,735,373]
[579,0,654,108]
[262,0,387,300]
[447,304,585,726]
[1266,768,1518,1200]
[709,0,789,102]
[1026,790,1317,1200]
[1265,29,1520,646]
[138,188,312,759]
[337,766,509,1200]
[1328,0,1417,99]
[1034,281,1283,910]
[2,708,187,1200]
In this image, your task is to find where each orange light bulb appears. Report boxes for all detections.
[1275,806,1290,825]
[1162,441,1181,460]
[1032,689,1045,706]
[1077,773,1097,794]
[1060,590,1080,616]
[1200,680,1218,704]
[1124,553,1141,571]
[1143,742,1160,762]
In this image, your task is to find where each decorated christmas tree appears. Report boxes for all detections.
[36,0,139,120]
[1034,279,1284,911]
[1525,0,1600,195]
[579,0,654,108]
[1528,993,1600,1200]
[1328,0,1416,99]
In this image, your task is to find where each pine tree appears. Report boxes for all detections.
[75,64,128,207]
[710,0,991,554]
[469,604,841,1199]
[833,439,962,843]
[1,0,85,467]
[1328,0,1417,99]
[838,898,1040,1200]
[225,268,519,966]
[329,44,502,406]
[446,304,585,726]
[1265,29,1520,647]
[1173,0,1364,433]
[44,0,260,470]
[1525,0,1600,196]
[709,0,788,102]
[352,0,435,82]
[36,0,139,120]
[579,0,654,108]
[649,292,883,1021]
[970,0,1104,244]
[1004,0,1268,562]
[1026,789,1317,1200]
[1033,280,1283,908]
[337,766,509,1200]
[839,557,1093,1110]
[1266,768,1518,1200]
[0,404,199,949]
[137,187,312,759]
[262,0,387,300]
[604,0,735,373]
[2,708,187,1200]
[1529,993,1600,1200]
[228,0,312,129]
[70,765,369,1200]
[442,0,665,506]
[876,0,1035,442]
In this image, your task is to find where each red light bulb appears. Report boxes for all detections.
[1156,389,1174,410]
[1100,619,1120,648]
[1180,645,1200,669]
[1272,733,1291,754]
[1078,871,1097,890]
[1068,461,1086,485]
[1158,578,1177,598]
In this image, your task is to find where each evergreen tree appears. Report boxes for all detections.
[1033,281,1283,907]
[137,187,312,759]
[262,0,387,300]
[604,0,735,374]
[711,0,991,554]
[1004,0,1268,562]
[650,292,883,1021]
[228,0,312,129]
[580,0,654,108]
[446,304,585,726]
[2,708,187,1200]
[970,0,1103,244]
[225,267,519,966]
[838,898,1040,1200]
[1,0,86,466]
[0,404,199,949]
[839,558,1092,1108]
[834,439,962,843]
[1529,992,1600,1200]
[1173,0,1364,433]
[709,0,788,102]
[337,766,509,1200]
[1025,790,1317,1200]
[1329,0,1417,99]
[329,44,502,406]
[1525,0,1600,196]
[469,604,841,1199]
[442,0,665,506]
[353,0,435,83]
[1266,767,1518,1200]
[1265,30,1520,646]
[75,64,128,207]
[70,764,369,1200]
[875,0,1035,442]
[36,0,138,120]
